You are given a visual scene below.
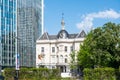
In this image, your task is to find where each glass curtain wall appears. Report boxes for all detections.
[0,0,17,68]
[17,0,43,67]
[0,0,43,68]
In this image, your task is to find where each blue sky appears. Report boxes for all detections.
[44,0,120,34]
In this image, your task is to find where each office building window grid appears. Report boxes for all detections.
[0,0,17,66]
[0,0,43,67]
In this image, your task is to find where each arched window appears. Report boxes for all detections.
[65,58,67,63]
[64,55,68,63]
[60,55,63,63]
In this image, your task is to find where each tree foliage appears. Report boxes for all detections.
[70,51,77,69]
[70,51,78,77]
[77,22,120,68]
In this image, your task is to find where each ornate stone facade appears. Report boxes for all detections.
[36,19,86,77]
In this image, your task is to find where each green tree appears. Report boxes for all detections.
[70,51,78,77]
[70,51,77,69]
[77,22,120,68]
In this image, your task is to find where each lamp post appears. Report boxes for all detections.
[13,36,34,79]
[15,53,20,80]
[14,36,33,80]
[13,36,20,80]
[0,61,1,75]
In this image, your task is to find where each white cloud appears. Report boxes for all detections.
[76,9,120,32]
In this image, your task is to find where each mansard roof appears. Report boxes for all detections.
[38,30,86,40]
[76,30,86,38]
[39,32,49,40]
[57,29,69,39]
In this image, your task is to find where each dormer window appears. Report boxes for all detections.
[80,30,86,37]
[81,32,85,37]
[57,30,69,39]
[59,32,66,39]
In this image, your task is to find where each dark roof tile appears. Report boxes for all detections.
[39,30,86,40]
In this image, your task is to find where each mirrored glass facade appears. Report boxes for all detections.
[17,0,44,67]
[0,0,43,68]
[0,0,17,67]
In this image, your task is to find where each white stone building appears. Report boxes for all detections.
[36,19,86,77]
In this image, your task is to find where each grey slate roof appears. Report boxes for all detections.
[39,32,49,40]
[49,35,58,40]
[38,30,86,40]
[69,34,78,39]
[76,30,86,38]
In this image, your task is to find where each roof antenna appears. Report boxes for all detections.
[62,13,64,20]
[61,13,65,30]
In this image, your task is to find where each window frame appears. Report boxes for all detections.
[65,46,67,52]
[41,47,44,53]
[52,47,55,53]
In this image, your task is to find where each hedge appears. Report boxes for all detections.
[83,67,120,80]
[3,68,61,80]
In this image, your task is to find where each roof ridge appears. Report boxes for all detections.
[45,32,49,40]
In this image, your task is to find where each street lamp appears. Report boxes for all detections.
[14,36,33,80]
[13,36,35,79]
[14,53,20,80]
[0,61,1,75]
[13,36,20,80]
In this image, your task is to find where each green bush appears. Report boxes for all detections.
[3,68,61,80]
[83,67,116,80]
[3,68,16,80]
[115,67,120,80]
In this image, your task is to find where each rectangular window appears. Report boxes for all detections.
[41,47,44,53]
[65,58,67,63]
[52,47,55,53]
[70,46,73,52]
[65,46,67,52]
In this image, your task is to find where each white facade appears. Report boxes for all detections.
[36,19,86,77]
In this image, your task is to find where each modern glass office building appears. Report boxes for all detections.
[0,0,17,68]
[0,0,44,68]
[17,0,44,67]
